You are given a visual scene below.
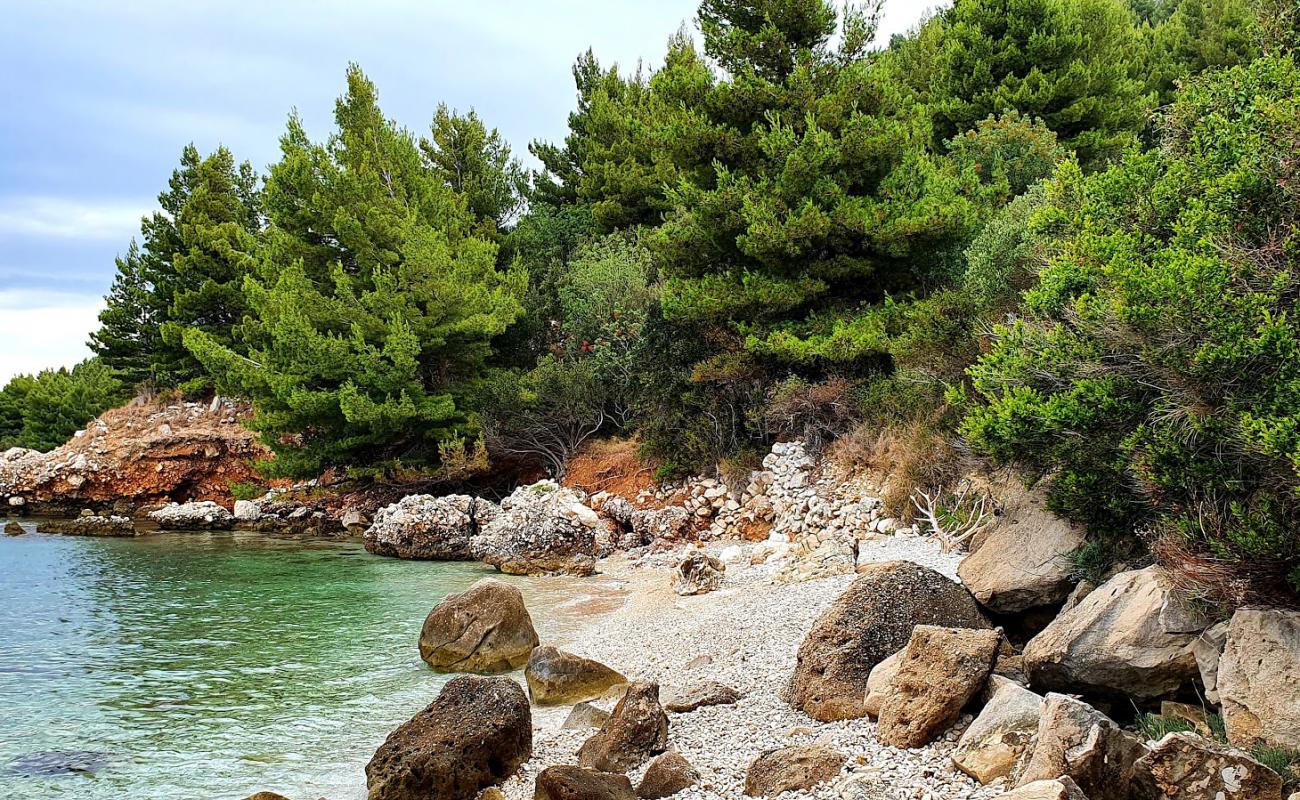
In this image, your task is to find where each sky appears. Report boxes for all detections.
[0,0,940,384]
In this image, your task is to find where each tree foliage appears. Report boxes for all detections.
[0,360,129,452]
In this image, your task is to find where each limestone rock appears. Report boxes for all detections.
[563,702,612,730]
[526,646,627,706]
[471,481,607,575]
[36,515,136,536]
[636,751,700,799]
[631,507,691,542]
[1017,693,1148,800]
[1022,566,1199,699]
[958,481,1086,613]
[664,681,740,713]
[862,651,902,719]
[149,500,233,530]
[535,766,637,800]
[1134,732,1283,800]
[953,675,1044,784]
[787,560,990,721]
[364,494,498,560]
[994,778,1088,800]
[1218,607,1300,750]
[577,681,669,773]
[365,675,531,800]
[418,578,539,673]
[743,745,846,797]
[877,626,1002,748]
[672,553,725,596]
[233,499,261,522]
[1192,620,1230,705]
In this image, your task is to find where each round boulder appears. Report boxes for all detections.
[743,745,846,797]
[637,751,700,799]
[365,675,531,800]
[418,578,539,673]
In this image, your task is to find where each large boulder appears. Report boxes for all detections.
[471,481,609,575]
[671,553,725,596]
[636,751,700,799]
[958,481,1086,614]
[364,495,499,560]
[743,745,846,797]
[786,560,991,721]
[1134,732,1283,800]
[365,675,531,800]
[525,646,627,706]
[1218,608,1300,750]
[994,778,1088,800]
[953,676,1044,785]
[37,514,137,536]
[631,507,692,542]
[1022,566,1199,699]
[148,500,233,530]
[417,578,539,673]
[577,681,669,773]
[877,625,1002,748]
[1016,693,1148,800]
[534,766,637,800]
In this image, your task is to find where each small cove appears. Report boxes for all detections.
[0,522,623,799]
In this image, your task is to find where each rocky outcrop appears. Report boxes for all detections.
[664,681,740,713]
[995,778,1088,800]
[1134,732,1283,800]
[671,553,725,596]
[953,676,1044,784]
[417,578,539,673]
[149,500,234,530]
[577,681,669,773]
[877,626,1002,748]
[957,480,1085,614]
[471,481,609,576]
[1022,566,1199,699]
[36,514,136,536]
[364,494,499,560]
[787,560,990,721]
[1218,608,1300,750]
[743,745,846,797]
[365,675,531,800]
[1016,693,1148,800]
[0,399,265,512]
[636,752,700,799]
[525,646,627,706]
[535,766,637,800]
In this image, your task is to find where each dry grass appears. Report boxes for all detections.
[828,422,971,521]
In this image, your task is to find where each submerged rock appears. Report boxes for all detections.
[364,494,499,560]
[4,520,26,535]
[148,500,233,530]
[786,560,990,721]
[5,749,111,776]
[365,675,531,800]
[418,578,539,673]
[525,646,627,706]
[472,481,608,575]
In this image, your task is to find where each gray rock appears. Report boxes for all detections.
[364,494,498,560]
[1016,693,1148,800]
[233,499,261,522]
[472,481,608,575]
[148,500,233,530]
[417,578,539,673]
[1192,620,1230,705]
[672,553,724,596]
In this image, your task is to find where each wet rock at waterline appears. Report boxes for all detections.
[148,500,233,530]
[577,680,669,773]
[671,552,725,596]
[5,749,111,777]
[525,646,627,706]
[743,745,846,797]
[418,578,539,673]
[4,520,26,535]
[471,481,607,576]
[786,560,990,721]
[36,514,136,537]
[365,675,531,800]
[534,765,637,800]
[364,494,499,560]
[636,751,700,799]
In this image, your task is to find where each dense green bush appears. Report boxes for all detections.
[959,54,1300,602]
[0,360,129,452]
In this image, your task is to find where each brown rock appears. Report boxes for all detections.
[636,751,700,799]
[243,794,291,800]
[535,766,636,800]
[664,681,740,713]
[862,650,903,719]
[953,676,1044,784]
[577,681,669,773]
[743,745,846,797]
[4,520,25,535]
[877,626,1002,748]
[787,561,990,721]
[1218,608,1300,750]
[365,675,531,800]
[1022,566,1199,699]
[1017,693,1148,800]
[526,646,627,706]
[418,578,539,674]
[994,778,1088,800]
[1134,732,1283,800]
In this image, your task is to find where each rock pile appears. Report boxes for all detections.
[363,494,499,559]
[472,481,610,575]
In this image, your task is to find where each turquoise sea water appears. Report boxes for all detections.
[0,523,614,799]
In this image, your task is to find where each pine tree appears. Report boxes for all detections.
[185,66,524,477]
[88,241,162,387]
[421,105,527,233]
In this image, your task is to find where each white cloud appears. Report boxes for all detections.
[0,196,148,241]
[0,290,103,383]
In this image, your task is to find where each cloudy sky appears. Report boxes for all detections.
[0,0,939,383]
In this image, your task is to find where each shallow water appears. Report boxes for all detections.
[0,522,620,799]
